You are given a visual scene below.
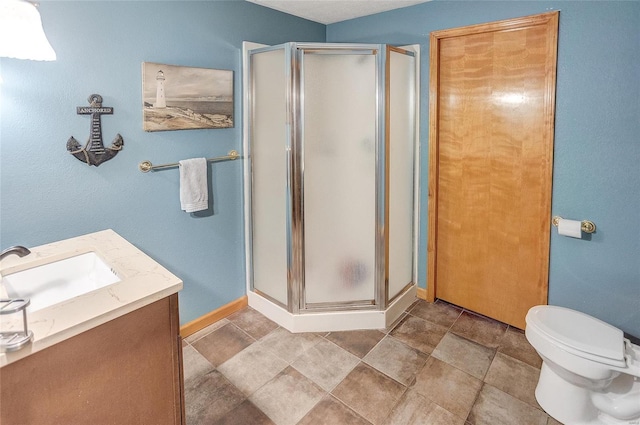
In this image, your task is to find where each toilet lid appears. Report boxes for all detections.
[527,305,625,363]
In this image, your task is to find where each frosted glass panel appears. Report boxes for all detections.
[251,49,288,305]
[303,52,377,304]
[388,50,415,300]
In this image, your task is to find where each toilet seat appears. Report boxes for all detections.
[526,306,626,367]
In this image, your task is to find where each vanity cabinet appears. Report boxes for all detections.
[0,294,185,425]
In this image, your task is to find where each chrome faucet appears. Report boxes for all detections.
[0,246,31,261]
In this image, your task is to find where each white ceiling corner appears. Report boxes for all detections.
[246,0,432,25]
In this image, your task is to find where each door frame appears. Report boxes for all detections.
[426,12,560,303]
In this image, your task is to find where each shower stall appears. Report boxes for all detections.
[243,42,419,332]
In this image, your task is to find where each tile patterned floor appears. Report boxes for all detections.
[183,299,561,425]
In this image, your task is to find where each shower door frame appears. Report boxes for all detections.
[294,43,385,313]
[244,43,292,311]
[245,42,418,316]
[384,45,419,306]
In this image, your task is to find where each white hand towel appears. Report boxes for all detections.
[179,158,208,213]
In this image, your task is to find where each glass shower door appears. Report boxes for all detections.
[250,46,289,306]
[388,47,416,301]
[300,47,379,307]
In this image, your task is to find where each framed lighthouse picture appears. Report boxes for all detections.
[142,62,233,131]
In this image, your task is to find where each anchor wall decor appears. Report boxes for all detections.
[67,94,124,166]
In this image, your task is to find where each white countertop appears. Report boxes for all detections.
[0,229,183,367]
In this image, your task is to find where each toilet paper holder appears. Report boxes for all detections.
[552,216,596,234]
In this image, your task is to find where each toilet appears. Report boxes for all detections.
[525,305,640,425]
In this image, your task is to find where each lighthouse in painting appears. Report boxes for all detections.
[154,70,166,108]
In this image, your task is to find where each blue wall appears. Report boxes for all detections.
[0,1,324,325]
[2,1,638,336]
[328,0,640,336]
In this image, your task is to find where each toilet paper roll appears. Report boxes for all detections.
[557,218,582,238]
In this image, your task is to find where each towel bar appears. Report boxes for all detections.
[139,150,239,173]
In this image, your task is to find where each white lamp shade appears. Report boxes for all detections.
[0,0,57,61]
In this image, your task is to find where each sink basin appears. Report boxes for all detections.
[1,252,121,312]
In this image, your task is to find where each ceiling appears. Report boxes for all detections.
[246,0,432,25]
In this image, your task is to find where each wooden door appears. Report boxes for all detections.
[427,12,559,329]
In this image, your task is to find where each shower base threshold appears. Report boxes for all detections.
[248,285,417,333]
